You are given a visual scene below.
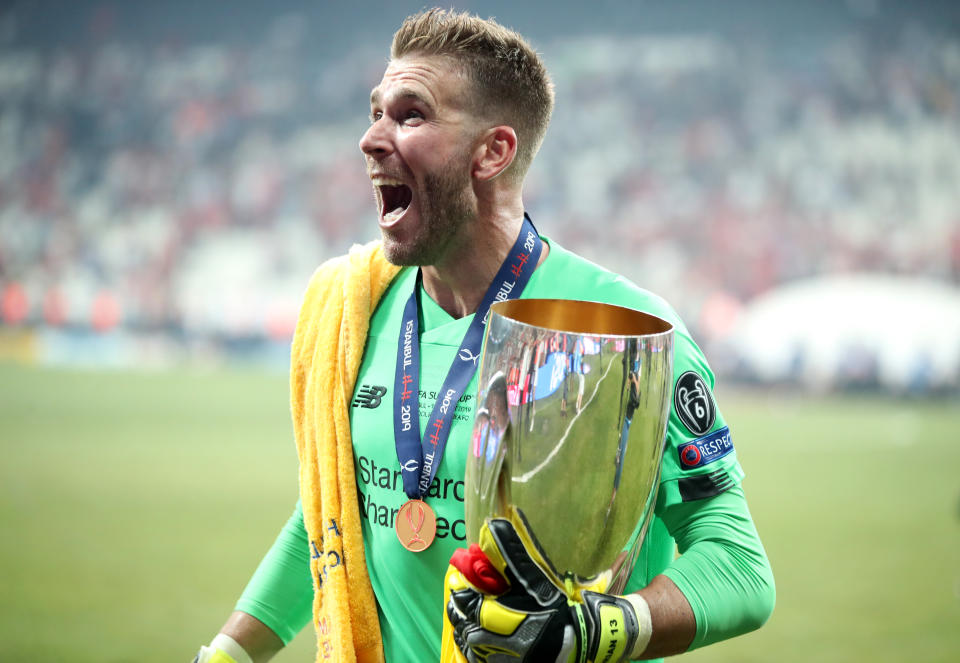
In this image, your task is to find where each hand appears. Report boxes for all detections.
[444,510,650,663]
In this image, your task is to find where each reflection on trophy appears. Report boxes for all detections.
[466,299,674,593]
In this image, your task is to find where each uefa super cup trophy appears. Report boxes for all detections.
[466,298,674,593]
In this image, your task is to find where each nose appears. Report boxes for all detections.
[359,118,391,159]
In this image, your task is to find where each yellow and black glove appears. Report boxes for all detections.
[442,510,651,663]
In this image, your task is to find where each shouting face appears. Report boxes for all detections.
[360,55,481,266]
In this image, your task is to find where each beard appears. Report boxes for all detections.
[380,155,476,267]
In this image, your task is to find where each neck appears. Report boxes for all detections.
[420,214,519,319]
[420,207,547,319]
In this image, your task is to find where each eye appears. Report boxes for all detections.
[403,109,424,124]
[370,110,383,124]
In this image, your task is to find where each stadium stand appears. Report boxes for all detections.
[0,1,957,388]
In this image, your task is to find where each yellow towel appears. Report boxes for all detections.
[290,240,401,663]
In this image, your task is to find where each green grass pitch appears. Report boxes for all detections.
[1,363,957,662]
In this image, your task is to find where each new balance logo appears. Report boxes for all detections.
[353,385,387,409]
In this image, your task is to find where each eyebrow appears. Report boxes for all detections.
[369,86,435,111]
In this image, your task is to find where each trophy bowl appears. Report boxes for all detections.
[465,299,674,592]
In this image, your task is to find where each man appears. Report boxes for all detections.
[194,9,774,663]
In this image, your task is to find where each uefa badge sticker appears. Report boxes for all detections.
[674,371,716,436]
[680,444,702,467]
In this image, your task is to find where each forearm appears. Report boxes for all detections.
[218,611,285,663]
[616,485,773,660]
[197,503,313,662]
[632,574,695,660]
[231,501,314,649]
[658,484,776,651]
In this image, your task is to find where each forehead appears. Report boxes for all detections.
[369,55,471,110]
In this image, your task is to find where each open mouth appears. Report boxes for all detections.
[378,182,413,224]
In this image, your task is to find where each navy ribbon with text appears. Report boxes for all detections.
[393,215,543,500]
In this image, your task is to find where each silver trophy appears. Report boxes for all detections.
[466,299,674,593]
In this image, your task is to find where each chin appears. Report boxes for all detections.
[380,234,426,267]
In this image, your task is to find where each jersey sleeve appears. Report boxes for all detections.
[650,327,773,649]
[657,331,743,507]
[658,485,776,649]
[234,501,314,645]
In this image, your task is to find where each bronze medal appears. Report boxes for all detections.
[395,499,437,552]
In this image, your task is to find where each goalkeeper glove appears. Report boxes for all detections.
[444,511,652,663]
[192,633,253,663]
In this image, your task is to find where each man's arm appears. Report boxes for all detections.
[657,484,776,653]
[626,482,774,659]
[194,503,314,663]
[633,575,696,659]
[216,611,285,663]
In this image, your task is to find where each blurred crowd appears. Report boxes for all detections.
[1,3,958,346]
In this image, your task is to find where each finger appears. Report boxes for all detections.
[485,518,562,607]
[466,605,564,663]
[450,543,509,594]
[449,587,483,625]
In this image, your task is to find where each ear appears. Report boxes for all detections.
[472,126,517,181]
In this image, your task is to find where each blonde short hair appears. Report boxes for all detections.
[391,8,555,180]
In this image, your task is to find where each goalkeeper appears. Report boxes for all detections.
[193,8,774,663]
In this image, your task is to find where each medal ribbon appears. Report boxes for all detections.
[393,214,542,500]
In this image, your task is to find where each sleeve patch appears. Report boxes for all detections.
[677,426,733,469]
[674,371,716,435]
[678,469,735,502]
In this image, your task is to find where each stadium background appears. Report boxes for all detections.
[0,0,957,661]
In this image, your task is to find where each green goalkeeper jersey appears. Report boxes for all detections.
[349,237,742,662]
[236,235,772,662]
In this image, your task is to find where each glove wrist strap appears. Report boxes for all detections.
[210,633,253,663]
[623,594,652,660]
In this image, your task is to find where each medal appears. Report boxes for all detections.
[392,215,543,552]
[395,499,437,552]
